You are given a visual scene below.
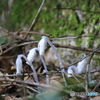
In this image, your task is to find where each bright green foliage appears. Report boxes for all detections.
[1,0,100,46]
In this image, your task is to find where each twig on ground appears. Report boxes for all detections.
[0,84,11,87]
[0,78,69,92]
[0,44,17,56]
[16,84,40,94]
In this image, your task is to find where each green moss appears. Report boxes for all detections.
[1,0,99,40]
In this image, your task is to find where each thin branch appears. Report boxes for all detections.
[0,84,11,87]
[57,35,100,38]
[16,84,40,94]
[24,0,45,39]
[54,7,100,14]
[0,78,69,93]
[0,44,17,56]
[72,74,86,91]
[0,26,51,42]
[54,43,100,53]
[92,81,100,92]
[20,31,51,37]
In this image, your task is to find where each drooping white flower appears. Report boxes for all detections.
[26,48,38,64]
[15,54,39,83]
[67,65,77,77]
[38,36,47,56]
[15,55,23,75]
[77,54,89,74]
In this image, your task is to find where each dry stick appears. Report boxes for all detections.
[23,0,45,39]
[16,84,40,94]
[20,31,51,37]
[0,69,100,78]
[0,26,24,41]
[17,42,100,53]
[57,34,100,38]
[0,84,11,87]
[0,44,17,56]
[0,26,50,41]
[54,43,100,53]
[0,71,62,78]
[0,78,70,93]
[52,35,100,40]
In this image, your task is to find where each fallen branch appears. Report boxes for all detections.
[0,78,97,93]
[0,78,69,93]
[54,43,100,53]
[0,26,51,41]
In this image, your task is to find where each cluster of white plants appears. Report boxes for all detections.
[67,54,90,77]
[15,36,90,85]
[15,36,66,85]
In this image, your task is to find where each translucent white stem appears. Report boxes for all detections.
[42,36,67,86]
[18,54,39,83]
[40,55,49,84]
[43,36,65,71]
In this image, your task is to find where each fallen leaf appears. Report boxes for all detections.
[50,79,64,88]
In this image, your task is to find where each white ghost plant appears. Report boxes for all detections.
[67,54,90,77]
[67,65,77,77]
[38,36,47,56]
[15,54,39,83]
[38,36,67,85]
[26,47,38,64]
[77,54,90,74]
[16,55,23,75]
[38,36,49,84]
